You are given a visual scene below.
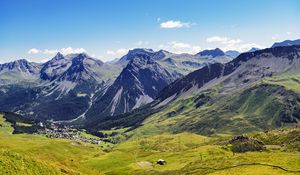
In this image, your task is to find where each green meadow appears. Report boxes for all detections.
[1,113,299,175]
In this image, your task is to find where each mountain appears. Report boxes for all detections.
[41,52,107,83]
[85,54,179,121]
[0,53,119,121]
[225,50,240,58]
[0,47,234,123]
[118,48,232,76]
[247,47,260,52]
[40,52,69,81]
[0,59,41,84]
[39,53,113,99]
[88,45,300,135]
[196,48,225,57]
[272,39,300,48]
[57,53,104,82]
[158,45,300,101]
[119,48,174,62]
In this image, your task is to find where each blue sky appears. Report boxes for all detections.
[0,0,299,62]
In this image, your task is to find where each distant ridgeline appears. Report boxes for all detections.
[0,39,300,136]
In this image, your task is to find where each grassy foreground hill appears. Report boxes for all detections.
[1,112,300,175]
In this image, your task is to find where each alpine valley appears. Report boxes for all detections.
[1,40,300,175]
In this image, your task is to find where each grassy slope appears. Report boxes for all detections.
[1,113,300,174]
[0,114,105,175]
[125,74,300,138]
[263,74,300,93]
[86,130,300,175]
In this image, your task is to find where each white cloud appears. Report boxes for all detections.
[60,47,86,55]
[27,48,41,54]
[206,36,242,44]
[27,47,86,55]
[206,35,263,52]
[43,49,58,55]
[286,31,291,35]
[159,41,201,54]
[106,48,129,57]
[206,36,228,43]
[160,20,192,28]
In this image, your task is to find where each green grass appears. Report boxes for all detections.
[0,112,299,174]
[16,122,33,127]
[125,81,299,138]
[0,114,105,174]
[263,74,300,93]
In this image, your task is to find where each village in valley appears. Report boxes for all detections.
[36,122,103,145]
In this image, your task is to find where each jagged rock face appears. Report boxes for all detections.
[0,59,40,84]
[40,52,70,81]
[157,63,225,100]
[57,53,104,82]
[119,48,174,62]
[158,45,300,101]
[0,59,40,73]
[119,48,156,62]
[86,54,179,120]
[196,48,225,57]
[40,53,104,83]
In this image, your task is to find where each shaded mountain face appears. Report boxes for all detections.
[0,59,40,74]
[272,39,300,48]
[39,53,109,99]
[0,59,41,84]
[57,53,104,82]
[85,54,179,120]
[40,52,68,81]
[41,53,104,83]
[119,48,174,62]
[225,50,240,58]
[196,48,225,57]
[157,45,300,102]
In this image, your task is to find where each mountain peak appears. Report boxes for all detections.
[0,58,40,77]
[119,48,155,62]
[197,48,225,57]
[52,52,65,61]
[86,54,179,118]
[130,54,153,64]
[14,58,28,63]
[247,47,260,52]
[272,39,300,48]
[225,50,240,58]
[56,52,63,57]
